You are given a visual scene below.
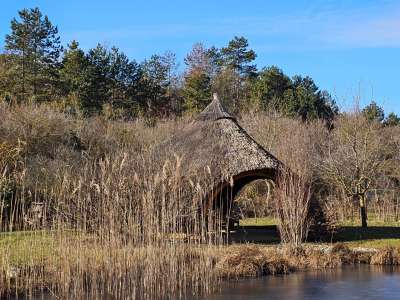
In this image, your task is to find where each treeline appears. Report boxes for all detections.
[0,7,337,121]
[1,7,399,126]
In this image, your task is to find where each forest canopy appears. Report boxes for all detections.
[0,7,398,126]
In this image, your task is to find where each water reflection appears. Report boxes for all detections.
[202,265,400,300]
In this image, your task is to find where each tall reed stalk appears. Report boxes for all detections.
[274,170,311,249]
[0,152,223,299]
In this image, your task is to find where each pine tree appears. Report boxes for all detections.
[362,101,385,123]
[60,40,88,107]
[140,52,179,116]
[289,76,337,122]
[182,70,212,113]
[220,36,257,77]
[217,36,257,112]
[251,66,292,111]
[5,7,62,102]
[108,46,141,115]
[81,44,112,114]
[0,53,19,103]
[384,112,400,127]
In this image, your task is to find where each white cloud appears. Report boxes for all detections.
[62,1,400,51]
[331,15,400,47]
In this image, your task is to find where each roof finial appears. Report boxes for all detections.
[196,93,235,121]
[213,93,219,101]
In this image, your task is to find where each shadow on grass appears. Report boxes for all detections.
[333,226,400,242]
[227,225,280,244]
[228,225,400,245]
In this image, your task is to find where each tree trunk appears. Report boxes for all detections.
[22,48,25,101]
[359,195,368,228]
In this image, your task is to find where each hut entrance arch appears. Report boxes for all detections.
[206,168,278,228]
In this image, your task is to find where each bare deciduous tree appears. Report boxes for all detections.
[320,114,393,227]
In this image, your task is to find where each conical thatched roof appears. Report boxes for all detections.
[158,94,283,206]
[196,94,235,121]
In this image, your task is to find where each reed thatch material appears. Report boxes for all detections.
[154,94,326,235]
[158,94,283,209]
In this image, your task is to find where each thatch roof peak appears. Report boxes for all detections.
[196,93,235,122]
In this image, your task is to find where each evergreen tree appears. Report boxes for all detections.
[140,52,179,116]
[77,44,142,116]
[206,46,224,77]
[182,70,212,113]
[251,66,292,111]
[60,40,88,108]
[109,47,141,106]
[362,101,385,122]
[213,36,257,112]
[0,53,19,103]
[81,44,112,114]
[249,68,337,122]
[5,7,62,102]
[290,76,337,122]
[384,112,400,127]
[220,36,257,77]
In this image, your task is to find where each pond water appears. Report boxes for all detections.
[202,265,400,300]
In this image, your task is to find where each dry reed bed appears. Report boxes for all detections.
[0,233,221,299]
[2,240,400,298]
[214,243,400,279]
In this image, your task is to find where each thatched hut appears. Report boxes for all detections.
[157,94,284,215]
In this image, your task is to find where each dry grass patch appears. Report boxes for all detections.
[370,246,400,265]
[215,245,292,278]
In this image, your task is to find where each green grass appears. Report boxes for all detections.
[339,216,400,227]
[1,216,400,266]
[343,239,400,249]
[0,231,57,266]
[240,214,400,228]
[332,216,400,248]
[238,216,400,249]
[239,216,277,226]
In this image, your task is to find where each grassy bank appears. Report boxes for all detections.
[1,220,399,297]
[0,231,220,299]
[2,229,400,298]
[216,243,400,279]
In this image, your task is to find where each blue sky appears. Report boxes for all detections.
[1,0,399,114]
